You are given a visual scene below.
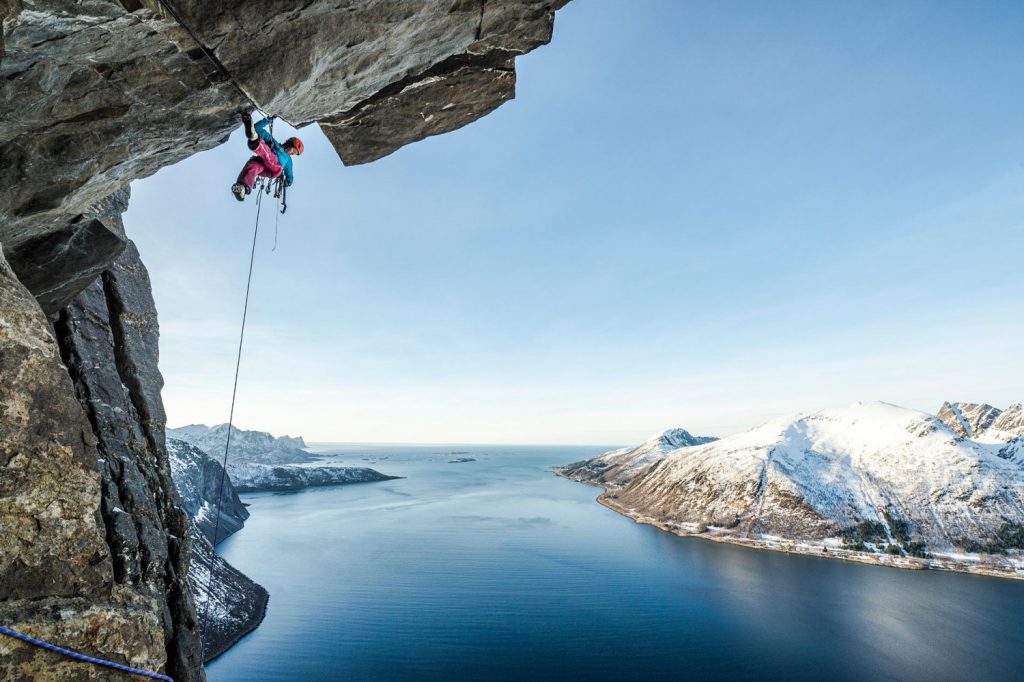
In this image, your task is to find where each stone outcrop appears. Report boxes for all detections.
[3,188,131,317]
[53,242,202,679]
[168,438,249,545]
[187,532,268,663]
[937,401,1003,439]
[1,2,569,678]
[167,437,270,662]
[937,401,1024,443]
[0,245,180,679]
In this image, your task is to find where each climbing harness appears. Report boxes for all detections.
[0,625,173,681]
[252,176,286,250]
[255,175,288,214]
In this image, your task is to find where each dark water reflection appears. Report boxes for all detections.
[207,445,1024,681]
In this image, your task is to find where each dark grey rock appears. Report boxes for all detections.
[167,436,271,664]
[1,1,570,260]
[0,2,572,676]
[188,530,268,663]
[0,246,172,679]
[322,55,517,165]
[3,188,130,316]
[53,243,203,681]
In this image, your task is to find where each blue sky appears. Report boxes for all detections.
[127,1,1024,444]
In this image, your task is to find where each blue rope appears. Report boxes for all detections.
[0,625,174,681]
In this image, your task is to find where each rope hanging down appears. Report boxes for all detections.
[0,625,173,682]
[197,189,266,670]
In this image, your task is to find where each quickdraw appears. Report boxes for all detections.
[253,176,287,214]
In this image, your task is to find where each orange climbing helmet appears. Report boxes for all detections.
[285,137,304,155]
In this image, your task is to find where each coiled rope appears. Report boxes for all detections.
[0,625,173,681]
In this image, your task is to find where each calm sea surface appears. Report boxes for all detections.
[207,444,1024,681]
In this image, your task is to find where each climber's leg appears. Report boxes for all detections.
[232,156,265,201]
[238,157,266,191]
[240,111,257,149]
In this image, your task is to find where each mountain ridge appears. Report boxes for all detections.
[558,400,1024,579]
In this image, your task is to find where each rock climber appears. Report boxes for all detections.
[231,112,303,201]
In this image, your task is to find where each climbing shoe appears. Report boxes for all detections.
[239,111,256,140]
[231,183,247,202]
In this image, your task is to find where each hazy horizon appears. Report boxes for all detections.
[131,1,1024,444]
[167,396,1010,447]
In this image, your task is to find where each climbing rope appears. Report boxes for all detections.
[154,0,267,117]
[197,189,266,672]
[0,625,173,681]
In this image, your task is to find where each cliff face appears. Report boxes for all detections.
[167,437,270,663]
[0,2,569,680]
[1,243,196,679]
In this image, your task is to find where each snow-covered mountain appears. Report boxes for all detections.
[559,401,1024,577]
[168,423,315,465]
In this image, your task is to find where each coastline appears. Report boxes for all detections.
[204,589,270,663]
[555,470,1024,582]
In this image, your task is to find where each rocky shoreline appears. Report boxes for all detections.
[557,472,1024,581]
[229,464,401,493]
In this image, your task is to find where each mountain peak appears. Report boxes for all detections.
[167,424,313,465]
[936,401,1002,438]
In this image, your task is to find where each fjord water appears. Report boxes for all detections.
[208,445,1024,681]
